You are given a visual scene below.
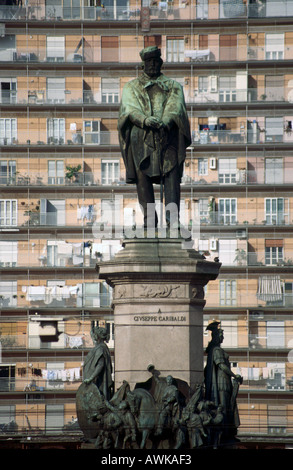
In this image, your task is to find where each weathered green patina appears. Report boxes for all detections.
[117,46,191,228]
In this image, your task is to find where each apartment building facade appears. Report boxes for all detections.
[0,0,293,446]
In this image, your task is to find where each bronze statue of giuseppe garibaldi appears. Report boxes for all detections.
[118,45,191,230]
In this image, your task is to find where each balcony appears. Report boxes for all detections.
[1,128,293,148]
[0,289,112,310]
[1,43,293,65]
[0,131,119,147]
[1,86,293,107]
[2,1,293,23]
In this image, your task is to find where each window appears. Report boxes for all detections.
[218,198,237,224]
[265,75,284,101]
[219,76,236,102]
[196,0,208,18]
[198,76,208,94]
[46,363,65,390]
[45,404,64,434]
[267,322,285,348]
[101,160,119,184]
[220,320,238,347]
[265,198,286,225]
[220,0,246,18]
[48,160,64,185]
[0,280,17,307]
[219,35,237,61]
[218,239,238,265]
[40,199,66,226]
[144,35,162,48]
[0,80,17,104]
[0,160,16,185]
[0,118,17,145]
[265,117,283,142]
[284,282,293,307]
[101,36,119,62]
[268,405,286,434]
[265,158,283,184]
[0,35,16,62]
[83,281,111,307]
[47,78,65,104]
[46,36,65,62]
[101,78,119,104]
[0,405,15,424]
[199,198,209,222]
[199,35,208,50]
[81,282,96,305]
[198,158,208,175]
[219,279,237,306]
[47,118,65,144]
[101,198,115,224]
[218,158,237,184]
[0,367,15,392]
[265,247,283,265]
[265,240,283,265]
[0,241,17,267]
[46,0,63,18]
[0,200,17,226]
[265,33,284,60]
[166,38,184,62]
[83,120,100,144]
[63,0,81,19]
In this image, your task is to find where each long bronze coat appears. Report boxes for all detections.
[118,73,191,184]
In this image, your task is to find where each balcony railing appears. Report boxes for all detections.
[1,168,293,187]
[1,129,293,147]
[0,131,119,147]
[0,330,114,351]
[2,2,293,22]
[0,291,112,309]
[1,45,293,64]
[2,87,293,106]
[1,250,292,270]
[0,205,292,229]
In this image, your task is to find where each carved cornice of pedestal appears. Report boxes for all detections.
[96,238,221,287]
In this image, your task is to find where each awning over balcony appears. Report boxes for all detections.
[257,275,283,302]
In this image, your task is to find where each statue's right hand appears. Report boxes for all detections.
[144,117,162,129]
[83,378,92,385]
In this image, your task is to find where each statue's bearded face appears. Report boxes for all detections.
[143,58,161,78]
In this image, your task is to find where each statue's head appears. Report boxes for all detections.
[139,46,163,78]
[206,321,223,345]
[93,326,108,342]
[166,375,173,385]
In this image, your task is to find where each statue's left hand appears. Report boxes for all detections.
[83,378,92,385]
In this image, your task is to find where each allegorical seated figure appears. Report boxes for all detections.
[118,45,191,230]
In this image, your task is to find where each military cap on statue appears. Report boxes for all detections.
[139,46,162,61]
[206,321,221,332]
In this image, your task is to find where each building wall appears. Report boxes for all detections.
[0,0,293,440]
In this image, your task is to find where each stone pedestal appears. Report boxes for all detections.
[97,238,221,391]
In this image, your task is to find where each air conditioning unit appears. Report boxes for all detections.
[236,229,247,239]
[210,239,217,251]
[210,157,217,169]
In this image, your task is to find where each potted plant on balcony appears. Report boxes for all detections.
[65,164,82,184]
[234,248,247,266]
